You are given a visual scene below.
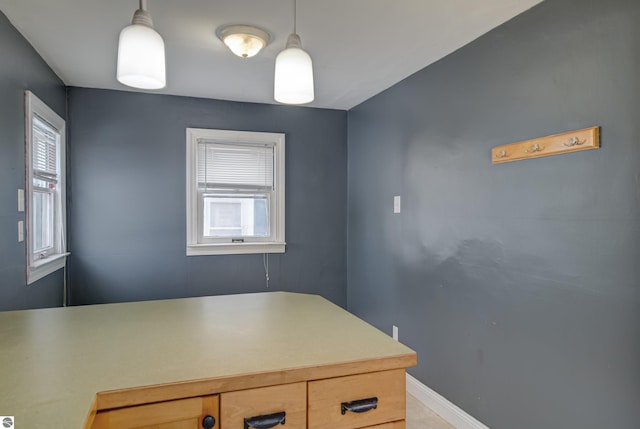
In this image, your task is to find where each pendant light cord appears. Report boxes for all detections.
[263,253,270,289]
[293,0,297,34]
[140,0,147,11]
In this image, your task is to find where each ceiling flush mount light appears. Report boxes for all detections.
[217,25,270,59]
[117,0,166,90]
[274,0,314,105]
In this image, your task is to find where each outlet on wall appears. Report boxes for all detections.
[392,325,399,341]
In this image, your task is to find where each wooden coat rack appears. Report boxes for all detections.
[492,126,600,164]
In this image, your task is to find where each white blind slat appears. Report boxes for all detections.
[32,116,58,184]
[197,140,274,189]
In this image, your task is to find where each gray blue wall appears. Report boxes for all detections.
[4,2,640,427]
[0,11,66,311]
[347,0,640,427]
[67,88,347,307]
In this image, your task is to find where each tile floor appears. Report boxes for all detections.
[406,393,455,429]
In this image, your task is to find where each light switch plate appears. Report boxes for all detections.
[18,189,25,212]
[18,221,24,242]
[393,195,401,213]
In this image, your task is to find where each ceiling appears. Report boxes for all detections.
[0,0,543,110]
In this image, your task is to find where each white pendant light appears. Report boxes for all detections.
[217,25,270,59]
[117,0,166,90]
[274,0,314,105]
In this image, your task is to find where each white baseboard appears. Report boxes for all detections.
[406,373,490,429]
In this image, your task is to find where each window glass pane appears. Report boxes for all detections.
[31,112,58,258]
[203,194,269,238]
[32,190,54,254]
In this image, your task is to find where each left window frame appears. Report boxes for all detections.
[25,91,69,284]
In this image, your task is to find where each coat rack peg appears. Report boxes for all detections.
[564,136,586,147]
[525,143,543,153]
[496,150,508,159]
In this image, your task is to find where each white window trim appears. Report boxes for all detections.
[28,252,70,284]
[186,128,286,256]
[25,91,69,284]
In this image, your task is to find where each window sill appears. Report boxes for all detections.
[28,252,70,285]
[187,242,286,256]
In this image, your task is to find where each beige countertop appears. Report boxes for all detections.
[0,292,416,428]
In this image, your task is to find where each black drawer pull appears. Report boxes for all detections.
[244,411,286,429]
[202,415,216,429]
[341,397,378,415]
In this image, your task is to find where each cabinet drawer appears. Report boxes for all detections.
[362,422,405,429]
[221,382,306,429]
[92,395,219,429]
[308,369,406,429]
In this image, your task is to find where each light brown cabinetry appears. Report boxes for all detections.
[361,422,406,429]
[308,369,405,429]
[91,370,406,429]
[91,395,219,429]
[221,382,306,429]
[1,293,416,428]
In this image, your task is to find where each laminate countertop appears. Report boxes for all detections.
[0,292,416,428]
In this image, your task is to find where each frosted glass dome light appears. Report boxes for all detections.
[217,25,270,59]
[117,1,166,90]
[274,33,314,105]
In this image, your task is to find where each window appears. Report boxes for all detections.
[25,91,68,284]
[186,128,285,255]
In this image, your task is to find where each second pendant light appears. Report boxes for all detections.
[117,0,166,90]
[274,0,314,105]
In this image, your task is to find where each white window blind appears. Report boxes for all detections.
[197,140,274,190]
[32,116,59,184]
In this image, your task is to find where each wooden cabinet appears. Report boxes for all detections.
[221,382,306,429]
[308,369,406,429]
[91,369,406,429]
[3,293,417,428]
[361,422,405,429]
[34,293,417,429]
[91,395,218,429]
[90,370,406,429]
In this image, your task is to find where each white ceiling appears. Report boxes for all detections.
[0,0,543,110]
